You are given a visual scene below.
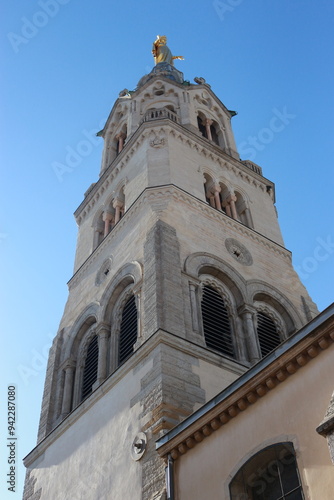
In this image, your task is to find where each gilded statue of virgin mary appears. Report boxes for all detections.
[152,36,184,66]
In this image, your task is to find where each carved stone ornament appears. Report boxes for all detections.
[131,432,147,461]
[225,238,253,266]
[150,136,165,148]
[95,257,113,286]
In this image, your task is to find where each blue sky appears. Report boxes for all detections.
[1,1,334,497]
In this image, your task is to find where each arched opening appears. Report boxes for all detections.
[210,121,219,145]
[197,115,207,138]
[235,191,253,228]
[201,285,235,358]
[256,311,282,357]
[81,334,99,401]
[118,295,138,365]
[229,442,304,499]
[93,212,105,249]
[203,173,215,206]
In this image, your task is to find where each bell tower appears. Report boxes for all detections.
[23,38,317,500]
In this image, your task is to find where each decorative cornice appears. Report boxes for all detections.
[156,306,334,460]
[69,184,292,290]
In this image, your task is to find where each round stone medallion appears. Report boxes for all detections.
[225,238,253,266]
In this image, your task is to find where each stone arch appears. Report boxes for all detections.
[248,280,304,334]
[234,188,254,228]
[63,303,99,362]
[196,108,225,147]
[100,261,143,323]
[228,438,303,499]
[184,252,247,308]
[142,98,178,114]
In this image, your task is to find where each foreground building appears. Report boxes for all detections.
[23,39,334,499]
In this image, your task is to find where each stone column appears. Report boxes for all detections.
[93,229,101,249]
[96,325,109,384]
[189,282,199,332]
[227,194,238,220]
[222,200,232,217]
[238,305,261,364]
[113,199,124,224]
[213,185,222,211]
[132,288,142,350]
[109,328,118,374]
[205,119,213,141]
[61,360,76,418]
[116,133,126,153]
[102,211,114,237]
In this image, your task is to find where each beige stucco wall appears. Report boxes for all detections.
[174,345,334,499]
[26,357,153,500]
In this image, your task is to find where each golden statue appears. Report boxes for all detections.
[152,36,184,66]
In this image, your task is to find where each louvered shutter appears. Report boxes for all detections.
[119,295,138,364]
[201,285,235,358]
[257,312,281,357]
[81,335,99,400]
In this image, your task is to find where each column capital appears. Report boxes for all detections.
[96,323,110,337]
[60,358,76,371]
[227,194,237,203]
[115,132,126,140]
[102,211,114,222]
[113,198,124,209]
[238,304,257,317]
[205,118,213,126]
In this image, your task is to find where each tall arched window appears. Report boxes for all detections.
[257,311,281,357]
[201,285,235,358]
[119,295,138,365]
[229,442,304,499]
[81,334,99,401]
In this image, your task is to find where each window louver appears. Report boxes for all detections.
[201,286,235,358]
[119,295,138,364]
[257,312,281,357]
[81,335,99,400]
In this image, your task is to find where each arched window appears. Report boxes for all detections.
[229,442,304,499]
[81,334,99,401]
[197,116,207,138]
[210,122,219,145]
[118,295,138,365]
[257,311,281,357]
[201,285,235,358]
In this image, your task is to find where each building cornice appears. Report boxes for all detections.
[156,304,334,460]
[68,184,291,290]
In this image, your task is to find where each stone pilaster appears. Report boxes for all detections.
[142,220,185,339]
